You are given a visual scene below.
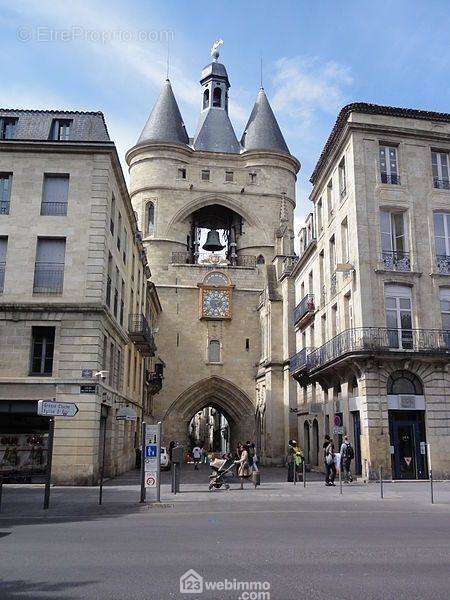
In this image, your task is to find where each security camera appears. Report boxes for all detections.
[94,370,109,381]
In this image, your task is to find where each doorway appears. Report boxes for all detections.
[389,411,427,479]
[351,411,362,475]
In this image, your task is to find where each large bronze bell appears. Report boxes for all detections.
[203,229,225,252]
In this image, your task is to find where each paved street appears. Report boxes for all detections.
[1,466,449,600]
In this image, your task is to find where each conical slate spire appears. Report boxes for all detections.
[241,88,289,154]
[137,79,189,146]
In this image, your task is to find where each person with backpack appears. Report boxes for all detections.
[323,434,336,486]
[340,435,355,483]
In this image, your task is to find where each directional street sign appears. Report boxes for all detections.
[37,400,79,418]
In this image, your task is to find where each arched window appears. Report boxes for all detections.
[146,202,155,234]
[256,254,265,265]
[203,89,209,109]
[387,370,423,395]
[208,339,221,363]
[212,87,222,108]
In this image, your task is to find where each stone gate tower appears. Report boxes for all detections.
[126,46,300,462]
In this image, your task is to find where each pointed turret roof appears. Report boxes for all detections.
[137,79,189,146]
[241,88,289,154]
[193,107,241,153]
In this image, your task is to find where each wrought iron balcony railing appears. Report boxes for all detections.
[40,201,68,216]
[330,272,337,296]
[290,347,314,374]
[0,200,10,215]
[436,255,450,275]
[381,251,411,272]
[307,327,450,373]
[106,275,111,306]
[293,293,315,325]
[381,173,400,185]
[320,284,327,308]
[0,261,5,293]
[128,314,156,356]
[146,370,163,394]
[33,262,64,294]
[433,178,450,190]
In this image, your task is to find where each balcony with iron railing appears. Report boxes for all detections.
[380,251,411,272]
[289,347,314,377]
[433,178,450,190]
[33,262,64,294]
[293,293,315,326]
[40,201,68,216]
[436,255,450,275]
[330,272,337,297]
[308,327,450,373]
[128,314,156,356]
[0,200,10,215]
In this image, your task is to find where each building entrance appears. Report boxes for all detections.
[389,411,427,479]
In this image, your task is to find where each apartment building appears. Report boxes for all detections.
[289,103,450,479]
[0,109,162,485]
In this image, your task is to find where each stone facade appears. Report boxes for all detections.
[288,104,450,479]
[0,111,161,484]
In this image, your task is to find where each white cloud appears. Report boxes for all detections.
[272,56,353,123]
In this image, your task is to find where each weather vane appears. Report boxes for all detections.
[210,39,223,62]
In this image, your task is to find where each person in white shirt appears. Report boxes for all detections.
[192,446,202,470]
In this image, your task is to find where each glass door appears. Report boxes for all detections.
[385,288,413,349]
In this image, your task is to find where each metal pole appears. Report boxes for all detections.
[339,463,342,495]
[364,458,368,483]
[427,443,434,505]
[140,421,146,503]
[293,460,296,485]
[303,461,306,488]
[380,465,384,499]
[156,422,161,502]
[0,476,3,513]
[43,417,55,510]
[98,418,107,505]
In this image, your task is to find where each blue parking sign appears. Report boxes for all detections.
[146,444,157,458]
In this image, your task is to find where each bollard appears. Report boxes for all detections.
[379,465,384,499]
[427,443,434,504]
[303,462,306,488]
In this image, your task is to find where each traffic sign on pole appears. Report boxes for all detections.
[38,400,78,418]
[140,422,162,503]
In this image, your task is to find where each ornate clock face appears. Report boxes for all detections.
[202,289,230,319]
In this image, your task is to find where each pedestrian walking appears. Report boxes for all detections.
[323,434,336,486]
[246,441,259,473]
[192,445,202,470]
[235,442,252,489]
[340,435,355,483]
[286,440,303,482]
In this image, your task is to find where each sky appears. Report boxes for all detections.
[1,0,450,233]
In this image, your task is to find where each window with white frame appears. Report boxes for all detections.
[385,284,413,349]
[434,213,450,274]
[431,151,449,190]
[379,145,399,184]
[380,210,410,271]
[341,218,349,263]
[338,157,346,198]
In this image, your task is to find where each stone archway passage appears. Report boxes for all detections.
[162,376,255,453]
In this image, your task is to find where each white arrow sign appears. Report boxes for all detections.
[38,400,79,417]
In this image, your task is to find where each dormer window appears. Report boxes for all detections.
[178,168,187,180]
[201,170,210,181]
[0,117,18,140]
[212,87,222,108]
[50,119,72,141]
[225,171,234,182]
[203,89,210,109]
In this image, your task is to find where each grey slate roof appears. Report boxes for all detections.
[0,108,109,142]
[193,108,241,154]
[310,102,450,184]
[137,79,189,147]
[240,88,290,155]
[200,62,229,83]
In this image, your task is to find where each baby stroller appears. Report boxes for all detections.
[208,455,235,491]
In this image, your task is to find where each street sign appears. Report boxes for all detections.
[116,406,137,421]
[141,422,161,501]
[37,400,78,417]
[80,384,96,394]
[332,426,344,435]
[333,414,342,427]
